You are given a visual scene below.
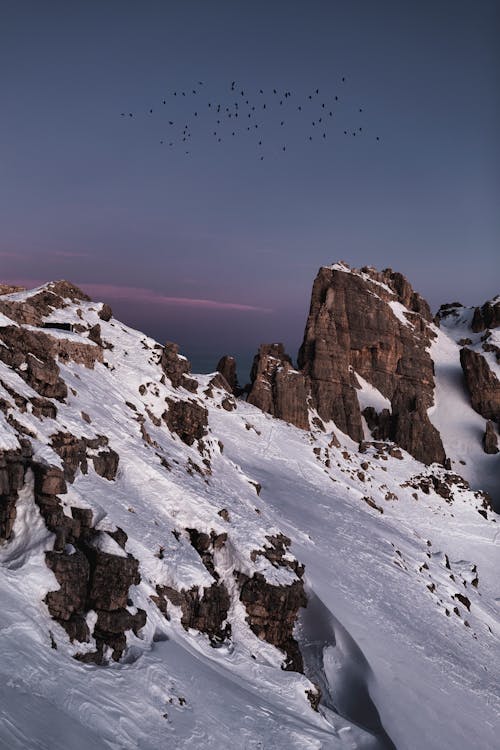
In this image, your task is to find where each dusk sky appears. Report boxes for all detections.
[1,0,498,376]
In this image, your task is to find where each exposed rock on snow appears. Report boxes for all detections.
[460,347,500,423]
[0,441,32,540]
[215,354,240,394]
[247,343,310,429]
[483,420,499,454]
[471,296,500,332]
[160,341,198,392]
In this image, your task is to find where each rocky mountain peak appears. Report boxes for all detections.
[0,271,498,750]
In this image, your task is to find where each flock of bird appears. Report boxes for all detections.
[120,78,380,158]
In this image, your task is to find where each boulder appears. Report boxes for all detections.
[483,421,499,454]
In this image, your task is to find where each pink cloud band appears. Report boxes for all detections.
[0,278,272,313]
[81,283,272,312]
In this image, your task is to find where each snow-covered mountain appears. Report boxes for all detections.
[0,268,498,750]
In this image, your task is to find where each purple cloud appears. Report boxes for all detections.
[49,251,91,258]
[80,283,273,312]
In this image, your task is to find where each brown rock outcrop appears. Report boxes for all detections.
[483,421,499,454]
[460,348,500,423]
[0,280,90,327]
[237,572,306,672]
[45,549,90,622]
[160,341,198,392]
[0,284,26,296]
[471,298,500,333]
[92,448,120,480]
[0,441,32,540]
[297,265,445,464]
[162,397,208,446]
[0,325,102,402]
[50,432,117,482]
[98,303,113,322]
[216,355,240,394]
[161,583,231,645]
[235,533,307,673]
[87,550,140,611]
[247,344,310,430]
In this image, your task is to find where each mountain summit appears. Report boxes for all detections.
[0,268,498,750]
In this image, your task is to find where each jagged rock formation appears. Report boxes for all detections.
[247,344,310,430]
[298,265,445,465]
[238,534,307,672]
[471,297,500,333]
[0,441,32,540]
[238,571,306,671]
[162,397,208,446]
[248,264,446,465]
[159,583,231,645]
[160,341,198,392]
[0,436,145,662]
[216,355,240,394]
[460,348,500,424]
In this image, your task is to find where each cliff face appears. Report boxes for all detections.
[298,265,445,465]
[247,263,446,465]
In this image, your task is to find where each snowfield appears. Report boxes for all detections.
[0,284,498,750]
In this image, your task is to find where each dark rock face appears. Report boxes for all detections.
[460,348,500,423]
[98,303,113,322]
[237,572,306,672]
[237,534,307,673]
[0,324,102,402]
[216,355,240,394]
[247,344,310,430]
[45,550,90,624]
[50,432,118,482]
[186,527,227,580]
[0,327,68,401]
[161,583,231,645]
[88,550,140,611]
[92,448,120,480]
[160,342,198,392]
[471,299,500,333]
[163,397,208,446]
[18,453,145,661]
[483,421,499,454]
[1,437,143,660]
[0,441,32,540]
[297,265,445,465]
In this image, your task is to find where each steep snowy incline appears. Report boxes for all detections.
[428,323,499,503]
[0,280,498,750]
[209,402,500,750]
[0,282,391,750]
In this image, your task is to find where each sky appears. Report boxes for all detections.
[0,0,498,377]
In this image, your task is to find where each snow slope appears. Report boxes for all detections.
[0,284,499,750]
